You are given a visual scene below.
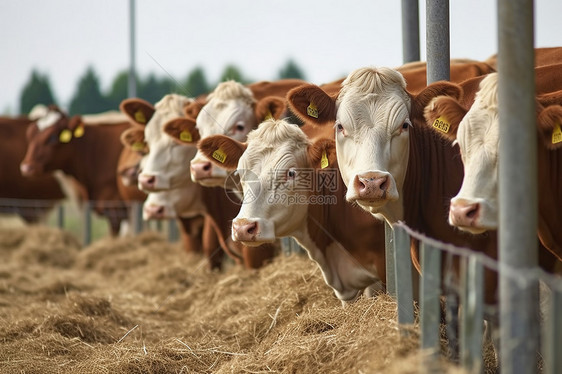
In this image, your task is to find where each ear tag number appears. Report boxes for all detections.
[432,116,450,133]
[73,125,85,138]
[552,123,562,144]
[59,129,72,143]
[212,148,227,164]
[180,130,192,142]
[134,110,146,124]
[307,102,319,118]
[320,150,329,169]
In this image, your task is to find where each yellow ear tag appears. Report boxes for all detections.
[59,129,72,143]
[320,150,329,169]
[264,110,274,121]
[307,102,319,118]
[552,123,562,144]
[179,130,192,142]
[212,148,227,164]
[73,125,84,138]
[134,110,146,124]
[432,115,450,134]
[132,142,145,152]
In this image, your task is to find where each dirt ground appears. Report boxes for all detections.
[0,225,478,373]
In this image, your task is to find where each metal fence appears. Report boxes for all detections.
[386,221,562,373]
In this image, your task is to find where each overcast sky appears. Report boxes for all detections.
[1,0,561,114]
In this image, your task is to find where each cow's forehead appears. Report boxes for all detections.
[197,99,254,137]
[36,110,62,131]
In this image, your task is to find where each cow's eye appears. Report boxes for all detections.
[232,123,245,133]
[336,123,344,132]
[287,168,296,179]
[402,122,409,129]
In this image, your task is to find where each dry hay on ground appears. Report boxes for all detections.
[0,226,485,373]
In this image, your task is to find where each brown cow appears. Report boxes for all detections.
[484,46,562,70]
[0,115,83,222]
[198,119,387,303]
[423,67,562,263]
[20,106,131,235]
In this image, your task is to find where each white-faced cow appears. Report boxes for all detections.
[198,119,387,303]
[423,69,562,262]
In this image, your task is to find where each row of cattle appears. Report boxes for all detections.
[5,46,562,305]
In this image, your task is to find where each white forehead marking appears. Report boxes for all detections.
[37,110,62,131]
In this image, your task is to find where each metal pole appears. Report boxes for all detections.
[128,0,137,98]
[426,0,450,84]
[497,0,538,373]
[401,0,420,63]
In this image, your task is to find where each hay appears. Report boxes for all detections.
[0,226,494,373]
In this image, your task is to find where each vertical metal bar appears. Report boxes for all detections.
[393,226,414,328]
[156,219,163,232]
[460,256,484,373]
[385,222,396,297]
[168,218,179,242]
[128,0,137,98]
[543,287,562,374]
[420,242,442,353]
[82,201,92,246]
[426,0,450,84]
[56,204,64,229]
[497,1,538,373]
[131,202,143,234]
[401,0,420,63]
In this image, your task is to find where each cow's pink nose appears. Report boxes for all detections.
[20,163,34,176]
[190,161,213,180]
[138,174,156,190]
[449,201,480,228]
[232,219,259,242]
[354,172,388,200]
[144,204,165,219]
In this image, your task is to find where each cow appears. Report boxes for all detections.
[0,114,85,223]
[423,70,562,262]
[20,106,131,235]
[185,79,306,187]
[120,94,275,269]
[198,118,387,304]
[484,46,562,70]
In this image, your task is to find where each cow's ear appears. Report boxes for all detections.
[308,138,337,170]
[163,117,200,144]
[198,135,247,170]
[255,96,287,122]
[537,104,562,150]
[423,96,466,142]
[412,81,463,118]
[120,127,148,154]
[184,99,206,120]
[120,98,155,126]
[287,84,336,125]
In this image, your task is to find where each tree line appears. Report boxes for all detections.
[19,60,306,115]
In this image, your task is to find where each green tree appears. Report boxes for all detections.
[183,67,210,97]
[138,74,176,104]
[106,70,130,110]
[19,69,57,115]
[68,66,111,115]
[278,59,306,80]
[220,64,246,83]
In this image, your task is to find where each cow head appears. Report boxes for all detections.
[424,73,562,234]
[20,106,86,177]
[120,94,196,191]
[142,187,204,220]
[118,125,148,187]
[187,81,258,187]
[198,119,335,246]
[288,67,461,223]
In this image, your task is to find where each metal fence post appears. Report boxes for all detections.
[393,225,414,329]
[420,242,442,354]
[56,205,64,229]
[82,201,92,246]
[401,0,420,63]
[168,218,179,242]
[497,1,539,372]
[460,256,484,373]
[543,286,562,374]
[426,0,450,84]
[385,222,396,296]
[131,201,143,234]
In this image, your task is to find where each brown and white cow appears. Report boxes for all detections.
[20,106,131,235]
[120,95,275,269]
[423,71,562,261]
[0,113,85,223]
[198,119,387,303]
[186,79,306,187]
